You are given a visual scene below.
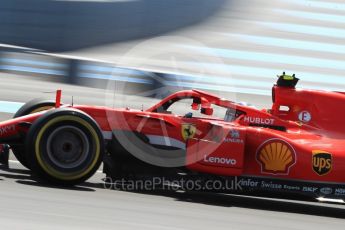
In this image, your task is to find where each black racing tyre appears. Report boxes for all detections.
[25,108,104,186]
[12,99,55,169]
[14,98,56,119]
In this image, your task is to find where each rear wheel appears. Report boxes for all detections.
[25,108,104,185]
[11,99,55,169]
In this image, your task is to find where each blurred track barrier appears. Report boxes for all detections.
[0,46,149,94]
[0,52,67,76]
[1,45,236,97]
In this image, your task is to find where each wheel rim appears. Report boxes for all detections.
[46,126,89,169]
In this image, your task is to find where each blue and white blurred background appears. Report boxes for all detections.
[69,0,345,95]
[0,0,344,111]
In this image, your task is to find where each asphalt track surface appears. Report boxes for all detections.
[0,73,345,229]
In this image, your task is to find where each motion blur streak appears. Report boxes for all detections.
[69,0,345,95]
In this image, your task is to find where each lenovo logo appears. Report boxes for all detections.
[203,155,237,166]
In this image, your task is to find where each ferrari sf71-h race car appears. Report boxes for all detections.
[0,73,345,200]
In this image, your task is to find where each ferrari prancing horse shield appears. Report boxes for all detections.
[181,124,196,141]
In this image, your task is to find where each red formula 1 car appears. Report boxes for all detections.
[0,73,345,200]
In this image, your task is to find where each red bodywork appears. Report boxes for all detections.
[1,82,345,186]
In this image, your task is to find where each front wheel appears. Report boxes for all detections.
[25,108,104,186]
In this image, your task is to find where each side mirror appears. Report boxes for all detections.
[201,107,213,116]
[191,102,200,110]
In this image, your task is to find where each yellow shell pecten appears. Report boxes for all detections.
[258,141,294,173]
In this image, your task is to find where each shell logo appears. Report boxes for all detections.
[256,139,296,175]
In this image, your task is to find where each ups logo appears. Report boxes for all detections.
[312,151,332,176]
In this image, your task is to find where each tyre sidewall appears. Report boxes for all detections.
[25,108,104,185]
[14,98,55,118]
